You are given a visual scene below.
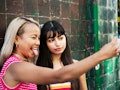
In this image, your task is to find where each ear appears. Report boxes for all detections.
[14,35,20,46]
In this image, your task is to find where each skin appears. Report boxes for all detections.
[3,23,40,87]
[2,22,119,88]
[14,23,40,59]
[46,33,87,90]
[73,60,87,90]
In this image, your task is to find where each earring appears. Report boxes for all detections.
[16,44,19,48]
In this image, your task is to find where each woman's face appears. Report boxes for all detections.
[15,23,40,58]
[46,33,66,55]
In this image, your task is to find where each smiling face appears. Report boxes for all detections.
[46,32,66,55]
[14,22,40,59]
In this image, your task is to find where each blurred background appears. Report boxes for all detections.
[0,0,120,89]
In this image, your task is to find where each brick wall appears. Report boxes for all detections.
[0,0,119,90]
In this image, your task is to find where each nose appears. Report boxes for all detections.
[55,39,60,46]
[36,39,40,46]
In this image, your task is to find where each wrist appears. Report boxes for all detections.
[96,50,111,62]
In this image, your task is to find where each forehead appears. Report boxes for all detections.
[46,31,61,38]
[24,22,39,29]
[23,23,40,34]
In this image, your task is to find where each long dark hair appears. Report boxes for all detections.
[36,20,80,90]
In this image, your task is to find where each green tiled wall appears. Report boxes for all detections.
[86,0,120,90]
[0,0,120,90]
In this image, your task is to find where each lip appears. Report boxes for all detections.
[32,47,38,50]
[55,48,62,51]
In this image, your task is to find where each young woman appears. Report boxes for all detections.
[37,20,87,90]
[0,17,119,90]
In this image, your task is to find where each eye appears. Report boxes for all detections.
[31,35,40,40]
[47,38,54,43]
[31,36,36,39]
[59,37,63,40]
[31,35,38,40]
[58,35,64,40]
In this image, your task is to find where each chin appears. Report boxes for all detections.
[29,54,35,58]
[54,52,62,55]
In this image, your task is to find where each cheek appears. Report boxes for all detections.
[63,42,66,51]
[62,39,66,47]
[47,43,54,51]
[21,39,33,50]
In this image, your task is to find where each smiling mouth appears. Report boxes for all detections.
[32,48,38,55]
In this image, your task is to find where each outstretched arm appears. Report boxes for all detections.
[9,38,119,84]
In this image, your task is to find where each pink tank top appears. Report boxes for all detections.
[0,56,37,90]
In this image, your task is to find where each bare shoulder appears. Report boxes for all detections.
[9,61,34,69]
[8,61,37,77]
[72,59,79,63]
[4,62,33,84]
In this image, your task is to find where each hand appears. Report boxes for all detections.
[116,38,120,54]
[98,37,119,60]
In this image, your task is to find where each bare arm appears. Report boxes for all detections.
[73,60,88,90]
[79,74,87,90]
[9,37,118,84]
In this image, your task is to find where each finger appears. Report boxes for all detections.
[116,38,120,49]
[116,45,120,52]
[111,37,117,45]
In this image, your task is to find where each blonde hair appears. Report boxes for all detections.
[0,17,40,66]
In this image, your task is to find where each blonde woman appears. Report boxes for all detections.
[0,17,119,90]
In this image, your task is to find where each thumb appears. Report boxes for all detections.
[111,37,117,45]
